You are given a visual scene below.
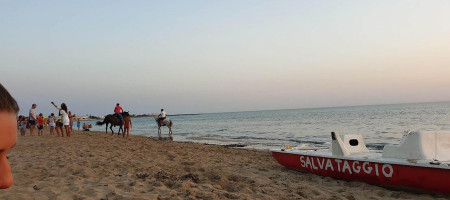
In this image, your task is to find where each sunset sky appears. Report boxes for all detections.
[1,0,450,116]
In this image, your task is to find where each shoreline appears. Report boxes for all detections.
[1,128,448,199]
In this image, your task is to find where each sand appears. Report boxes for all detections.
[1,128,449,200]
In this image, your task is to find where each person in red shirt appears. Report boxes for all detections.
[114,103,124,124]
[37,113,44,136]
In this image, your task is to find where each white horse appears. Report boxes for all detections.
[154,116,173,140]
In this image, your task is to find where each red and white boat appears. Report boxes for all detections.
[272,131,450,194]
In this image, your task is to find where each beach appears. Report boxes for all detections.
[1,128,448,200]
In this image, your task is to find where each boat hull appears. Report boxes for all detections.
[272,151,450,194]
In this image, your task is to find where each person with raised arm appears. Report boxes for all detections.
[51,102,71,137]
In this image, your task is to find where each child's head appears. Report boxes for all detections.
[0,83,19,189]
[39,113,43,117]
[51,113,54,117]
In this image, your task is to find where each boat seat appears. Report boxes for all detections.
[382,131,450,161]
[331,132,369,156]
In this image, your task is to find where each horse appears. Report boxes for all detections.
[96,112,130,135]
[154,116,173,140]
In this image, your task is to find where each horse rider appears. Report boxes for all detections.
[158,109,166,125]
[114,103,124,124]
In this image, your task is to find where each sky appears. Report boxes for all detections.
[1,0,450,116]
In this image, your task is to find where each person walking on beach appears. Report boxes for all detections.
[49,113,56,136]
[158,108,167,125]
[76,118,81,131]
[55,111,63,137]
[28,104,37,136]
[68,111,75,132]
[37,113,44,136]
[114,103,124,125]
[0,83,20,189]
[123,116,132,138]
[18,115,27,137]
[51,102,71,137]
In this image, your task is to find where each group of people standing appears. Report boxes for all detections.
[17,102,82,137]
[17,102,166,139]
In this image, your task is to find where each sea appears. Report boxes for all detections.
[85,101,450,150]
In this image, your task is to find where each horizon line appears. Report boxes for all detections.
[187,99,450,116]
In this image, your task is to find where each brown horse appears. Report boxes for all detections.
[96,112,130,135]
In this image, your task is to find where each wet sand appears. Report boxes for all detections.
[1,128,448,199]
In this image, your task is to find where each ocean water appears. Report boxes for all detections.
[86,102,450,150]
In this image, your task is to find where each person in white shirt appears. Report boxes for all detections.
[158,109,167,124]
[29,104,37,136]
[51,102,71,137]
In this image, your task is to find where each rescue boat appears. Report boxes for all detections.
[271,131,450,194]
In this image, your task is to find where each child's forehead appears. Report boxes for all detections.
[0,111,17,119]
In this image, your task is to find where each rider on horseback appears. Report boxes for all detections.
[114,103,124,124]
[158,108,166,125]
